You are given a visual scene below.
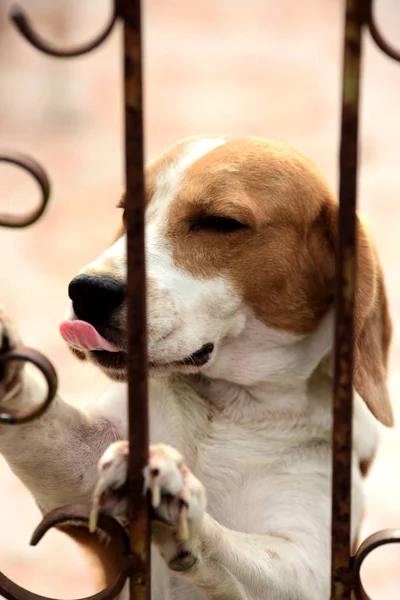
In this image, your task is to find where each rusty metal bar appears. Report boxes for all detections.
[332,1,400,598]
[331,0,363,597]
[116,0,151,598]
[0,2,150,599]
[350,7,400,590]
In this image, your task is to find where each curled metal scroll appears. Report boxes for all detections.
[10,4,117,58]
[0,505,133,600]
[366,0,400,62]
[0,347,57,424]
[353,529,400,599]
[0,153,50,228]
[0,152,56,424]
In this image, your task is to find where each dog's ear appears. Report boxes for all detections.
[316,201,393,427]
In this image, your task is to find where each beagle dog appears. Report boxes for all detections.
[0,136,392,600]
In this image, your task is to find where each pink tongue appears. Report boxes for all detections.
[59,320,120,352]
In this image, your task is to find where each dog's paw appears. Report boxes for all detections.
[144,444,206,541]
[0,305,24,404]
[90,442,206,571]
[89,440,130,531]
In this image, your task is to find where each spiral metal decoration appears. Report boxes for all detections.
[0,153,50,228]
[10,4,117,58]
[0,152,57,425]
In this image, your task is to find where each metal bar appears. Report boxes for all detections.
[331,0,364,597]
[1,2,151,598]
[116,1,151,598]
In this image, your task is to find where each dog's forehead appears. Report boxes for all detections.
[145,137,228,222]
[144,137,332,231]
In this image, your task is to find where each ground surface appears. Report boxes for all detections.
[0,0,399,597]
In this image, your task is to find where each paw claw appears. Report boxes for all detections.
[151,482,161,508]
[91,441,206,558]
[178,504,189,542]
[88,507,98,534]
[144,444,206,540]
[89,477,108,533]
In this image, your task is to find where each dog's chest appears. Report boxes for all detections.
[148,377,316,531]
[149,377,210,462]
[192,419,300,531]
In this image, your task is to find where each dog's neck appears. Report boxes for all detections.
[194,310,334,423]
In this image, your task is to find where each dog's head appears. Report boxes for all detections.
[60,136,393,426]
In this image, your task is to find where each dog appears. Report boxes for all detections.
[0,135,393,599]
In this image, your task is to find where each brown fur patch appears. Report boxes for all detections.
[167,138,337,334]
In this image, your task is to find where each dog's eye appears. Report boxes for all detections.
[190,216,248,233]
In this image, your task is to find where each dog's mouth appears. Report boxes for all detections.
[60,319,126,372]
[60,320,122,353]
[148,342,214,371]
[60,320,214,374]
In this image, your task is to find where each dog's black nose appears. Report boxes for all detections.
[68,275,125,323]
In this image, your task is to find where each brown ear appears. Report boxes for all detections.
[322,202,393,427]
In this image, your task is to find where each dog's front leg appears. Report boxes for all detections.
[93,442,326,600]
[0,305,119,514]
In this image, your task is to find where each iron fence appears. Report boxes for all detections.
[0,1,399,599]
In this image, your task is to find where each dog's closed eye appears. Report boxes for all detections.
[189,216,248,234]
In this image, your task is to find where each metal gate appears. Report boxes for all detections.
[0,1,399,598]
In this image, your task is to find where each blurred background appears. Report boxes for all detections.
[0,0,399,597]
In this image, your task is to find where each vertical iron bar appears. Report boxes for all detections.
[331,0,364,597]
[117,0,151,598]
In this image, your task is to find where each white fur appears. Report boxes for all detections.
[0,138,379,600]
